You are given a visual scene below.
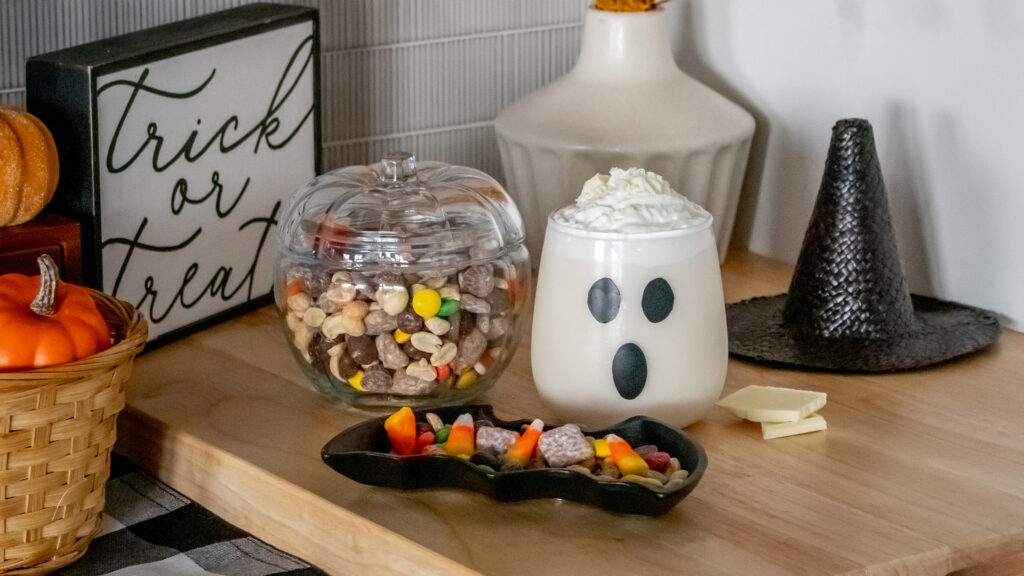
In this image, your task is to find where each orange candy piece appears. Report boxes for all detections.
[384,407,418,455]
[504,419,544,467]
[605,434,650,477]
[445,413,475,458]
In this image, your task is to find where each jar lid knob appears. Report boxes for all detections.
[381,152,417,182]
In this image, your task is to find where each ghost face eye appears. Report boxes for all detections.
[587,278,620,323]
[642,278,674,323]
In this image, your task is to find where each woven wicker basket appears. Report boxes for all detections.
[0,291,147,575]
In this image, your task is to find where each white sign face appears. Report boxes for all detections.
[95,21,315,340]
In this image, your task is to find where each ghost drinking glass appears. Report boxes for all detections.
[531,215,727,428]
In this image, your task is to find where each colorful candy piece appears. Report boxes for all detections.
[394,328,411,343]
[435,424,451,444]
[455,368,479,389]
[437,298,460,317]
[384,407,417,455]
[445,413,475,458]
[604,434,649,477]
[504,419,544,467]
[642,451,671,473]
[593,438,610,459]
[415,430,435,453]
[348,370,364,391]
[434,363,452,380]
[412,289,442,318]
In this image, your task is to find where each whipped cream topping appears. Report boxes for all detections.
[551,167,711,233]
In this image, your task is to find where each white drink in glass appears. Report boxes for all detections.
[531,169,727,428]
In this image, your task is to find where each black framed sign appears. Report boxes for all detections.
[26,3,321,345]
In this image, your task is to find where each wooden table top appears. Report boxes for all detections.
[115,251,1024,576]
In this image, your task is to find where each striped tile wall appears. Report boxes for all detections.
[1,0,585,177]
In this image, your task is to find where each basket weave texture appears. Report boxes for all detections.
[0,291,146,575]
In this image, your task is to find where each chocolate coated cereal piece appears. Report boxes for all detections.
[452,329,487,373]
[460,293,491,314]
[460,264,494,298]
[458,310,476,339]
[374,272,404,290]
[308,331,337,376]
[346,334,378,365]
[349,271,375,300]
[304,272,331,300]
[538,424,595,468]
[391,369,437,396]
[360,367,392,392]
[376,332,409,370]
[486,289,509,314]
[446,310,461,340]
[364,309,398,335]
[476,426,518,458]
[396,306,424,334]
[484,316,511,342]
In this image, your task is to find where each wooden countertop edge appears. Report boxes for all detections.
[115,407,482,576]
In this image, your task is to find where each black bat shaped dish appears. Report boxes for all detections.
[321,404,706,516]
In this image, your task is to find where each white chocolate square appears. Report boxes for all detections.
[716,385,827,423]
[761,414,828,440]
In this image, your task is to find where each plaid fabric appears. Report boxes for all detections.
[54,454,328,576]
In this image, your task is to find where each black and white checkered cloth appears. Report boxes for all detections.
[54,454,328,576]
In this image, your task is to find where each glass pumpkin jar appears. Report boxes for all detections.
[275,152,530,410]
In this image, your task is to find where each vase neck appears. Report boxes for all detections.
[571,8,680,81]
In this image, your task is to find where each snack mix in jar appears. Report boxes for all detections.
[275,153,530,409]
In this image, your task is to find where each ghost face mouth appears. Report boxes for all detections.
[588,276,675,401]
[613,343,647,399]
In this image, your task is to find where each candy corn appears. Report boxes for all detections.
[604,434,649,477]
[504,419,544,467]
[445,413,475,458]
[384,407,417,455]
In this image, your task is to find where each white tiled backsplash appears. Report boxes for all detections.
[1,0,586,177]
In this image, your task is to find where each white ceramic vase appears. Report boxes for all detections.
[495,8,755,265]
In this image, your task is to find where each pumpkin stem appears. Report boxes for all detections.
[30,254,59,317]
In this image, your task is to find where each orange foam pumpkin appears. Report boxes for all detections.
[0,254,110,371]
[0,106,60,227]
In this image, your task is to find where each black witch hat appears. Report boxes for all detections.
[726,118,1000,371]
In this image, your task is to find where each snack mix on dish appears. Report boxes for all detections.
[283,263,517,396]
[383,407,690,493]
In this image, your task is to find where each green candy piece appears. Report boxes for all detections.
[435,424,451,444]
[437,298,460,317]
[476,464,497,476]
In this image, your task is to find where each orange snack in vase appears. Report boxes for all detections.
[434,363,452,380]
[594,0,663,12]
[445,413,475,458]
[605,434,650,477]
[311,217,355,257]
[285,279,305,298]
[504,419,544,467]
[505,277,521,308]
[384,407,417,455]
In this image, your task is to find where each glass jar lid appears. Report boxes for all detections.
[278,152,526,271]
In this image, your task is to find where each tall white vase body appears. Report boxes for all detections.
[495,8,755,265]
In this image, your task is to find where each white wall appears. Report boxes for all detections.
[665,0,1024,330]
[5,0,1021,329]
[0,0,584,189]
